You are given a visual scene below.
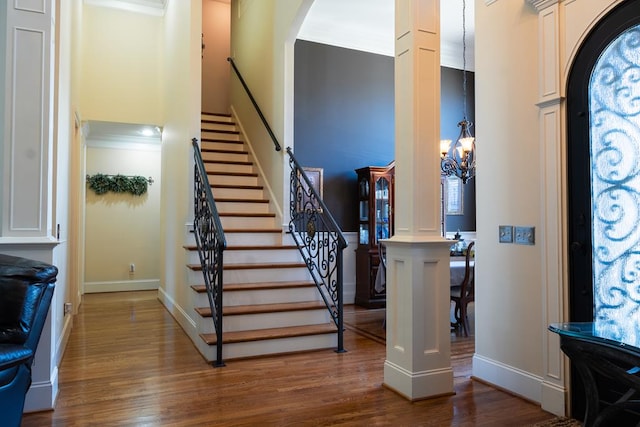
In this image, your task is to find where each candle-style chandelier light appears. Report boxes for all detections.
[440,0,476,184]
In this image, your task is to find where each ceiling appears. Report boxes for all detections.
[299,0,474,70]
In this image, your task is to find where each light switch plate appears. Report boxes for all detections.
[499,225,513,243]
[515,226,535,245]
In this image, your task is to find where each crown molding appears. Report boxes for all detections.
[525,0,560,12]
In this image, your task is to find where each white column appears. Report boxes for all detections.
[526,0,567,416]
[1,0,54,239]
[0,0,60,412]
[384,0,453,400]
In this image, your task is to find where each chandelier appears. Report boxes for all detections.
[440,0,475,184]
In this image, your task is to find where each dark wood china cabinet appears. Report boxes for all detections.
[354,162,394,308]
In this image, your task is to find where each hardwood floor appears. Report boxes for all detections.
[22,291,556,426]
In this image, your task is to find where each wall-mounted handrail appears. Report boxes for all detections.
[227,57,281,151]
[192,137,227,367]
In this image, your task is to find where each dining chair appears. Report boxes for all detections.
[450,241,475,337]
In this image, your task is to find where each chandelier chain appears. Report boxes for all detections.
[462,0,468,120]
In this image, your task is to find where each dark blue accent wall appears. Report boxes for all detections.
[294,40,476,232]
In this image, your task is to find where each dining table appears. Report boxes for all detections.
[374,255,474,293]
[449,256,474,286]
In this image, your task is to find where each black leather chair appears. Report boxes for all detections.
[0,254,57,427]
[450,241,474,337]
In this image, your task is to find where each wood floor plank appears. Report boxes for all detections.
[22,291,557,426]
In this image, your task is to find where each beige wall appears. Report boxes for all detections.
[84,145,161,291]
[229,0,310,225]
[474,0,623,415]
[202,0,230,113]
[158,0,203,339]
[80,4,163,125]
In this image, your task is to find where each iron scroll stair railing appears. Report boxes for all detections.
[192,137,227,367]
[228,57,347,353]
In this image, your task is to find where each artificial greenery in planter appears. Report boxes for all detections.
[86,174,150,196]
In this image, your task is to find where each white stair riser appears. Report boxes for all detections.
[224,232,283,246]
[201,131,240,141]
[208,174,258,187]
[202,151,248,162]
[198,333,337,362]
[205,163,254,174]
[197,309,330,334]
[220,216,276,229]
[212,187,264,199]
[201,114,233,123]
[223,267,311,284]
[194,286,319,307]
[202,122,236,132]
[201,141,245,152]
[216,201,269,214]
[188,266,311,285]
[186,247,301,265]
[224,248,302,264]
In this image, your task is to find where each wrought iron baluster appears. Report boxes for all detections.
[192,138,227,367]
[287,148,347,353]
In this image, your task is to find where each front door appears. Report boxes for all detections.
[567,0,640,419]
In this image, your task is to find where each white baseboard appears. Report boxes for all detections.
[24,367,57,412]
[84,279,159,293]
[472,353,543,404]
[157,287,197,339]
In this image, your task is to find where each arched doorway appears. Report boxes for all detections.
[567,0,640,419]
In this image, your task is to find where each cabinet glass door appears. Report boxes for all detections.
[375,177,390,243]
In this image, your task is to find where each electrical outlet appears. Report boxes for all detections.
[129,263,135,273]
[64,302,72,315]
[515,226,535,245]
[499,225,513,243]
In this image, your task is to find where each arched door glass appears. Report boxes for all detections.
[589,23,640,346]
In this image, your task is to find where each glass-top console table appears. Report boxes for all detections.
[549,322,640,426]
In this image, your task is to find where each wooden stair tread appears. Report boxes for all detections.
[224,228,282,233]
[184,244,297,251]
[199,323,336,345]
[196,300,328,317]
[201,148,248,154]
[201,129,239,135]
[201,119,236,125]
[215,198,269,204]
[202,111,231,117]
[207,171,258,177]
[211,184,264,190]
[190,281,314,293]
[218,212,275,217]
[188,261,306,271]
[201,138,244,144]
[204,159,253,166]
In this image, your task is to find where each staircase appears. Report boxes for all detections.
[186,112,337,363]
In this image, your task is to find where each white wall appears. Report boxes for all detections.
[157,0,203,342]
[229,0,311,227]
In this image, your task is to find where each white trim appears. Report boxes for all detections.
[472,353,545,403]
[23,369,57,412]
[84,279,159,293]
